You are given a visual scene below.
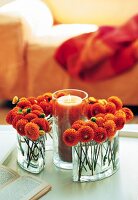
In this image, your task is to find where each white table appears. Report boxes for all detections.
[1,125,138,200]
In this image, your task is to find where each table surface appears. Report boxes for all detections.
[1,125,138,200]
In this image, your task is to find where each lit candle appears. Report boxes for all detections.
[55,95,83,163]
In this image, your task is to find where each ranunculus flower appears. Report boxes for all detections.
[25,122,39,141]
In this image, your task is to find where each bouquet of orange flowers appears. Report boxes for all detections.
[62,96,134,182]
[6,93,53,173]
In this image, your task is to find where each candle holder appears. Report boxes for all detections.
[52,89,88,169]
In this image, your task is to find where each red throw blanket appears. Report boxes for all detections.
[55,15,138,81]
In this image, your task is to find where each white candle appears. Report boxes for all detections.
[57,95,82,106]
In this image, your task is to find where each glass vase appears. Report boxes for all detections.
[52,89,88,169]
[17,134,46,174]
[72,132,119,182]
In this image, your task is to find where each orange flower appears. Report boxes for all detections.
[25,113,37,121]
[95,113,105,118]
[95,117,105,127]
[115,110,126,118]
[122,107,134,121]
[85,121,98,131]
[63,129,79,146]
[78,126,94,143]
[106,102,116,114]
[98,99,107,105]
[31,104,43,112]
[104,113,115,121]
[114,115,126,130]
[6,110,17,124]
[84,104,93,119]
[12,114,24,128]
[25,122,39,141]
[93,127,107,143]
[43,92,53,102]
[72,120,85,130]
[31,118,50,132]
[88,97,97,104]
[91,103,105,116]
[37,95,46,103]
[17,100,31,109]
[39,101,53,116]
[108,96,123,110]
[12,96,19,104]
[27,97,38,105]
[32,110,42,117]
[16,119,28,136]
[104,120,116,138]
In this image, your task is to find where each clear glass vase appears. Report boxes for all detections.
[17,134,46,174]
[72,132,119,182]
[52,89,88,169]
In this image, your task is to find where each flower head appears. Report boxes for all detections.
[25,113,37,121]
[85,121,98,131]
[95,117,105,127]
[63,129,79,146]
[114,115,126,130]
[108,96,122,110]
[17,100,31,109]
[72,120,85,130]
[12,96,19,104]
[91,103,105,116]
[106,102,116,114]
[31,104,43,112]
[39,101,53,116]
[43,92,53,102]
[12,114,24,128]
[6,110,17,124]
[25,122,39,141]
[94,127,107,143]
[31,118,50,132]
[78,126,94,143]
[16,119,28,136]
[104,113,115,121]
[122,107,134,121]
[104,120,116,138]
[27,97,38,105]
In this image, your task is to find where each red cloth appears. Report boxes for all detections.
[55,15,138,81]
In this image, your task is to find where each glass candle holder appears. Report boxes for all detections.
[52,89,88,169]
[72,132,119,182]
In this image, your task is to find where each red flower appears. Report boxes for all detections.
[25,122,39,141]
[31,118,50,132]
[37,95,46,103]
[78,126,94,143]
[104,120,116,138]
[27,97,38,105]
[25,113,37,121]
[63,129,79,146]
[91,103,105,116]
[6,110,17,124]
[17,100,31,109]
[108,96,122,110]
[95,117,105,127]
[104,113,115,121]
[122,107,134,121]
[94,127,107,143]
[12,114,24,128]
[43,92,53,102]
[84,104,93,119]
[31,104,43,112]
[114,115,126,130]
[85,121,98,131]
[72,120,85,130]
[106,102,116,114]
[32,110,42,117]
[39,101,53,116]
[16,119,28,136]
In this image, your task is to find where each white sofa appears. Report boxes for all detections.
[0,0,138,105]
